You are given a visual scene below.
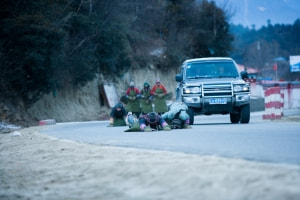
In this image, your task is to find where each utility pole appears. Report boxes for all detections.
[273,61,278,82]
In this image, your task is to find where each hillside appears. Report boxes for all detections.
[25,67,178,125]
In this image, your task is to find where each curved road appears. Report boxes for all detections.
[40,112,300,165]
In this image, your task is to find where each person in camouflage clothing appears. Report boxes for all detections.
[140,82,153,114]
[150,80,168,114]
[125,81,141,117]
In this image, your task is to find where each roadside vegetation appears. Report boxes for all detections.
[230,21,300,81]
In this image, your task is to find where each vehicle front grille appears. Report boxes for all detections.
[202,83,232,97]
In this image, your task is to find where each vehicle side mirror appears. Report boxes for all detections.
[175,74,183,82]
[240,71,249,80]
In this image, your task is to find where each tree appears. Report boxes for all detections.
[163,0,233,69]
[0,0,66,106]
[230,19,300,81]
[0,0,239,110]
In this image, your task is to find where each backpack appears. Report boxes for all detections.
[170,111,184,129]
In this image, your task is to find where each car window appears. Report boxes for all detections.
[186,61,239,79]
[216,62,239,77]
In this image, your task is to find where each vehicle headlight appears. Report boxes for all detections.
[233,84,250,92]
[183,86,201,94]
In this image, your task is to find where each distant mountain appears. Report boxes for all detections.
[215,0,300,29]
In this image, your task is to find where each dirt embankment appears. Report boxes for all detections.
[24,68,177,124]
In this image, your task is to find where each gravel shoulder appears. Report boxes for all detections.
[1,126,300,200]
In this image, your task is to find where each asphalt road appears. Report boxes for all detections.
[40,112,300,165]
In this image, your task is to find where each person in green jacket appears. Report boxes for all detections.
[140,82,153,114]
[108,102,127,127]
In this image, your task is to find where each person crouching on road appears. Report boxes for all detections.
[162,102,191,129]
[139,112,171,131]
[109,102,127,127]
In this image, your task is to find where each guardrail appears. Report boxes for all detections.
[249,81,300,118]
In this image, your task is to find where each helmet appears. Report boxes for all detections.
[147,112,158,124]
[130,81,135,87]
[144,82,150,87]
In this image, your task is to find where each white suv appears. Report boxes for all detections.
[175,57,250,124]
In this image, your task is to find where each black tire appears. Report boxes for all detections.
[230,112,240,124]
[240,104,250,124]
[187,107,194,125]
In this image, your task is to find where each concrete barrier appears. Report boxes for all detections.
[250,97,265,112]
[262,87,284,119]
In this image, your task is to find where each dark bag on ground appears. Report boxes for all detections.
[170,111,184,129]
[170,118,184,129]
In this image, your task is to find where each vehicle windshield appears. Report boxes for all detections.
[185,61,239,79]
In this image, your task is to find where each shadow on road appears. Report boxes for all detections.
[193,122,231,126]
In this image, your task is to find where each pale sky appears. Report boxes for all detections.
[214,0,300,28]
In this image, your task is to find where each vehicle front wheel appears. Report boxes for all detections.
[240,104,250,123]
[230,112,240,123]
[187,107,194,125]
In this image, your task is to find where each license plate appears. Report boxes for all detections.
[209,98,227,104]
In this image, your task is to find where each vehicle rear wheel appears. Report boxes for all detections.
[230,112,240,123]
[187,107,194,125]
[240,104,250,123]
